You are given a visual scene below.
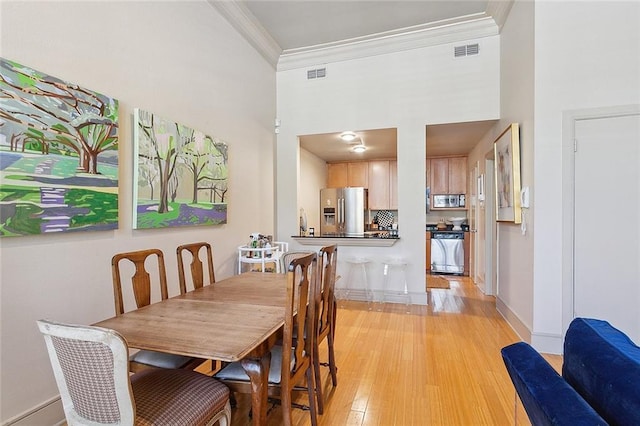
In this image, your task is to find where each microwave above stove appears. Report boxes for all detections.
[432,194,465,209]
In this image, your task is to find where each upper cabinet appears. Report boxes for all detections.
[327,160,398,210]
[348,162,368,188]
[429,158,449,195]
[327,162,369,188]
[368,160,390,210]
[427,155,468,209]
[447,157,467,194]
[389,160,398,210]
[327,163,348,188]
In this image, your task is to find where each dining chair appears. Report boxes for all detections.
[37,319,231,426]
[270,241,289,273]
[111,248,204,372]
[313,244,339,414]
[279,250,313,274]
[214,252,319,426]
[177,242,215,294]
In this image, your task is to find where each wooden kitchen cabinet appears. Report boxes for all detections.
[328,160,397,209]
[389,160,398,209]
[348,162,368,188]
[428,155,468,209]
[368,160,390,210]
[448,156,467,194]
[429,158,449,195]
[327,163,348,188]
[429,156,467,195]
[327,162,369,188]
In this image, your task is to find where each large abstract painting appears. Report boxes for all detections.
[133,109,228,229]
[0,58,119,237]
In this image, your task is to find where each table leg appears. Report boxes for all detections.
[241,351,271,426]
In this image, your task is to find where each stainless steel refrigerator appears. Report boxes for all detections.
[320,187,368,236]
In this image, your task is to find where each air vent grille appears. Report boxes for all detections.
[307,67,327,79]
[454,43,480,57]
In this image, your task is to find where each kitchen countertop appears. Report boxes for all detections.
[292,235,399,247]
[426,224,469,232]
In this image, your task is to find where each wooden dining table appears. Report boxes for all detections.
[94,272,288,426]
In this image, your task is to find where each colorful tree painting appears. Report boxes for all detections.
[133,109,228,229]
[0,58,119,236]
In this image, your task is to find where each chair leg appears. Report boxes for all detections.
[306,366,319,426]
[313,344,325,414]
[327,332,338,387]
[281,380,293,426]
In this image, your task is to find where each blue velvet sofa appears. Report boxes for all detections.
[501,317,640,426]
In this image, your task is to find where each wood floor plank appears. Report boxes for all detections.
[226,276,561,425]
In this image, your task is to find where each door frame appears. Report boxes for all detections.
[484,155,496,296]
[561,104,640,334]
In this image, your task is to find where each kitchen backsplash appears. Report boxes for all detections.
[426,212,469,224]
[369,209,398,226]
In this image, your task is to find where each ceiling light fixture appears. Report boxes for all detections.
[352,144,367,153]
[340,131,357,142]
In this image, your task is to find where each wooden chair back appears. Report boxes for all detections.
[280,250,313,274]
[111,249,168,316]
[313,244,339,413]
[317,245,338,342]
[215,251,319,426]
[176,242,215,294]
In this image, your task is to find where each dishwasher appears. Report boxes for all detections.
[430,231,464,274]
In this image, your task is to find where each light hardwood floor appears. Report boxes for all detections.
[224,275,562,426]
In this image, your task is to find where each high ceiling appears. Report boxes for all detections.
[243,1,489,52]
[223,1,501,160]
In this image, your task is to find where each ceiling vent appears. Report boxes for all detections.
[307,67,327,79]
[454,43,480,58]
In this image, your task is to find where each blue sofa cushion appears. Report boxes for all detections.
[563,318,640,426]
[501,342,607,426]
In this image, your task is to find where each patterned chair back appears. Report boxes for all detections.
[37,320,134,426]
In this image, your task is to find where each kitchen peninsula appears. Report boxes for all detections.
[293,234,399,247]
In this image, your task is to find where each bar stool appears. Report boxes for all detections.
[381,258,411,312]
[341,257,373,308]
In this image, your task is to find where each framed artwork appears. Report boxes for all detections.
[0,58,119,237]
[133,108,228,229]
[494,123,521,223]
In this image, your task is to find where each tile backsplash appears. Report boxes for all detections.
[426,212,468,224]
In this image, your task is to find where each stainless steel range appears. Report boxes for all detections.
[430,231,464,274]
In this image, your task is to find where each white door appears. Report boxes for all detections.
[574,113,640,341]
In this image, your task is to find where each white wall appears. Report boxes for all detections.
[532,0,640,352]
[276,35,501,300]
[299,148,327,234]
[469,0,536,340]
[0,1,276,423]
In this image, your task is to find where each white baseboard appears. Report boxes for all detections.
[531,331,563,355]
[496,296,563,354]
[2,396,64,426]
[496,296,531,342]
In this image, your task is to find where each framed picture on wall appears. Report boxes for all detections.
[493,123,522,223]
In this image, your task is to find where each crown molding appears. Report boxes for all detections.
[207,0,281,68]
[210,1,510,72]
[277,16,499,71]
[486,0,515,31]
